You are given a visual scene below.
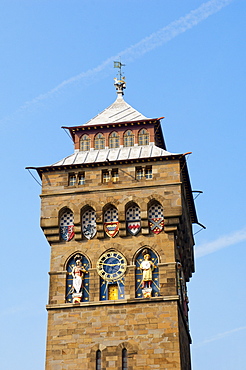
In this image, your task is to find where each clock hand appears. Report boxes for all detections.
[99,262,121,266]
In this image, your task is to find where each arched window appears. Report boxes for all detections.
[80,134,90,151]
[60,209,74,241]
[123,130,134,147]
[148,203,164,234]
[138,128,149,145]
[66,253,90,303]
[126,204,141,236]
[94,133,105,150]
[135,248,159,298]
[96,350,101,370]
[122,348,128,370]
[104,207,119,238]
[109,131,119,148]
[82,207,96,239]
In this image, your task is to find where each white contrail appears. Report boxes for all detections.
[20,0,233,110]
[193,326,246,348]
[195,227,246,258]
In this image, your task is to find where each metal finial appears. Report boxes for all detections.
[114,60,126,97]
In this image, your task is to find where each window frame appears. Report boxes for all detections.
[80,134,90,151]
[123,130,134,147]
[94,133,105,150]
[138,128,149,146]
[109,131,120,149]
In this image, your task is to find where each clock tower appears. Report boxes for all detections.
[30,72,198,369]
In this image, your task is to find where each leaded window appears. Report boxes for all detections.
[109,131,119,148]
[94,133,105,150]
[80,134,90,151]
[123,130,134,147]
[138,128,149,145]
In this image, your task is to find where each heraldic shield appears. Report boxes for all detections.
[148,203,164,235]
[104,207,119,238]
[60,210,75,241]
[127,221,141,235]
[148,218,164,234]
[82,208,96,239]
[126,205,141,236]
[104,221,119,238]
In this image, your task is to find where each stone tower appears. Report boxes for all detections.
[30,74,198,369]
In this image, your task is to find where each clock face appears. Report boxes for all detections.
[97,251,127,281]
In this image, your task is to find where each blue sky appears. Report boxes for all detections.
[0,0,245,369]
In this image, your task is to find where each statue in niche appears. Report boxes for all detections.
[72,255,86,303]
[140,249,156,298]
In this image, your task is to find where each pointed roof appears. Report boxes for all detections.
[83,77,148,126]
[84,94,148,126]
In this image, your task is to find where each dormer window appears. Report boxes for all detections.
[94,133,105,150]
[123,130,134,147]
[138,128,149,145]
[109,131,119,148]
[80,134,90,151]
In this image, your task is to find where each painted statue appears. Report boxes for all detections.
[72,257,86,303]
[140,252,156,289]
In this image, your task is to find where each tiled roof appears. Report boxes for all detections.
[52,145,175,167]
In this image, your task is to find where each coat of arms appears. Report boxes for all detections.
[60,225,75,241]
[127,221,141,235]
[82,223,96,239]
[60,210,75,241]
[104,221,119,238]
[148,218,164,234]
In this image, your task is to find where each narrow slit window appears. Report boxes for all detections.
[122,348,128,370]
[96,350,101,370]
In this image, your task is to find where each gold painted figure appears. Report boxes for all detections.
[140,253,155,289]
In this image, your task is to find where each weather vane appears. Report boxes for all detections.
[114,60,126,95]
